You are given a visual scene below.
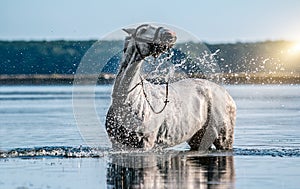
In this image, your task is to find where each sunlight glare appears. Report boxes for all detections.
[288,42,300,55]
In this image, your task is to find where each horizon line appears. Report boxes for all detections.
[0,38,296,45]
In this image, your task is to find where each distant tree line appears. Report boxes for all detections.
[0,40,299,75]
[207,41,300,74]
[0,40,94,75]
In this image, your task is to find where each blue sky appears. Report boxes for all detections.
[1,0,300,43]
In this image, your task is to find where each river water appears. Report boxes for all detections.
[0,84,299,189]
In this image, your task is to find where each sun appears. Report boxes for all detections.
[288,42,300,55]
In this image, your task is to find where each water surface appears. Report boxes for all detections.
[0,85,299,189]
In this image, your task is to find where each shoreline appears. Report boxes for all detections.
[0,73,299,85]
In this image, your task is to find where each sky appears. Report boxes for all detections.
[1,0,300,43]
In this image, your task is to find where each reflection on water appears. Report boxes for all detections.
[1,85,299,188]
[107,152,235,189]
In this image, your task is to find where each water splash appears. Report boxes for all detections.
[1,146,300,159]
[0,146,107,158]
[233,148,300,157]
[141,44,222,85]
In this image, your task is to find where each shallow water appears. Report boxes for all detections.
[0,85,300,189]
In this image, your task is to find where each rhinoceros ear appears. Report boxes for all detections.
[122,28,135,35]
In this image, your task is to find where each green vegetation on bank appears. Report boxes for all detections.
[0,40,299,84]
